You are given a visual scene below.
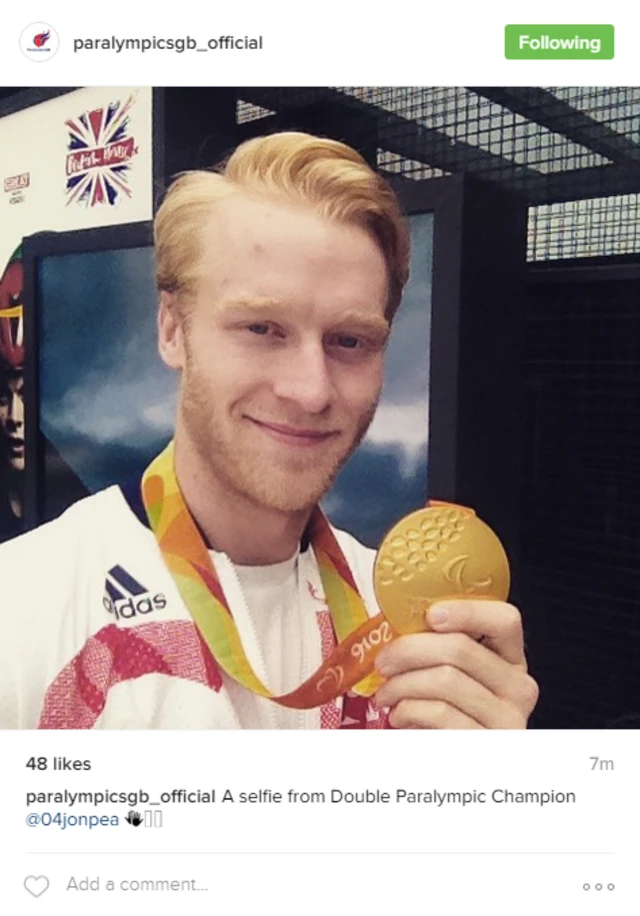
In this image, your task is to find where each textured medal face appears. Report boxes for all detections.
[373,502,511,634]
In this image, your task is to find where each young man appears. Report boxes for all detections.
[0,132,538,729]
[0,366,25,542]
[0,249,25,541]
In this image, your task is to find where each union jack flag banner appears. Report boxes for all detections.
[65,94,138,207]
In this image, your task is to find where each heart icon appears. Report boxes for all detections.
[24,876,49,897]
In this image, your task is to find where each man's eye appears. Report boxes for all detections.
[335,334,362,350]
[246,323,286,340]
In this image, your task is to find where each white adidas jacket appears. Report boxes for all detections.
[0,486,386,730]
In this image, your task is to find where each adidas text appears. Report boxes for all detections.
[103,594,167,619]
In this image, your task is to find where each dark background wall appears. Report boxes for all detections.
[523,260,640,728]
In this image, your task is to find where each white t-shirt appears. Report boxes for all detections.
[0,486,386,730]
[215,547,321,729]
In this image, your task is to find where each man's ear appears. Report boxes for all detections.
[158,291,186,370]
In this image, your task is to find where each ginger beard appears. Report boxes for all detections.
[179,333,380,514]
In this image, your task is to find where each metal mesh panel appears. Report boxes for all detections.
[549,86,640,135]
[342,86,609,173]
[529,194,640,259]
[377,149,447,180]
[236,87,640,260]
[237,100,275,123]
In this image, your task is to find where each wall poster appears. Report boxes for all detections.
[0,86,153,542]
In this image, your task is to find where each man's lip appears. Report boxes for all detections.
[248,418,337,440]
[8,438,24,450]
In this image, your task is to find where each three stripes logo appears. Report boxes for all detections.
[103,565,167,620]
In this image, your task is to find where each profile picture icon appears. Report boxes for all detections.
[20,22,59,61]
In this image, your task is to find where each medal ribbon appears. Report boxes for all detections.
[141,441,392,709]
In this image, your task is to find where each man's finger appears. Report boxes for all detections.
[387,698,484,730]
[426,600,526,667]
[374,632,538,712]
[375,667,524,728]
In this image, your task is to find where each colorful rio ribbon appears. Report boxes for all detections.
[141,441,391,709]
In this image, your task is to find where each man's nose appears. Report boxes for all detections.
[8,393,23,429]
[271,341,335,414]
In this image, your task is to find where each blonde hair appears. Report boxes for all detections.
[154,132,410,321]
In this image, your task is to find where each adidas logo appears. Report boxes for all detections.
[103,565,167,620]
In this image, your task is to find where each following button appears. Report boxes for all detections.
[505,25,614,59]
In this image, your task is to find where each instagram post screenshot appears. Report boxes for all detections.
[0,5,637,913]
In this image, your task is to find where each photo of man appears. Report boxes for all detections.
[0,368,24,527]
[0,247,25,542]
[0,132,538,730]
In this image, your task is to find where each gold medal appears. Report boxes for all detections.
[373,501,510,634]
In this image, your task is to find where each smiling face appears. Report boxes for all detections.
[158,192,390,513]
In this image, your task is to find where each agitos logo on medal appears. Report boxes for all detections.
[19,22,59,61]
[65,95,139,207]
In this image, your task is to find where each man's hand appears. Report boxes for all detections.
[373,601,538,729]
